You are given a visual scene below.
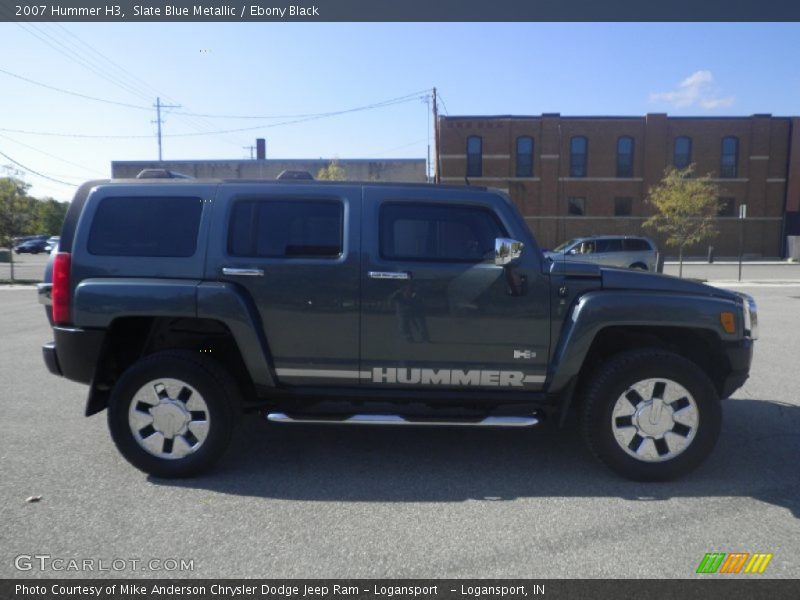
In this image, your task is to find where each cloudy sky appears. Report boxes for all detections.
[0,22,798,200]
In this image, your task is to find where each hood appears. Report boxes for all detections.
[548,259,601,278]
[600,267,738,301]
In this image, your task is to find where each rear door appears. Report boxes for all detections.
[206,183,361,387]
[359,187,550,391]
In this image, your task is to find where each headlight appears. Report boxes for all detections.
[741,293,758,340]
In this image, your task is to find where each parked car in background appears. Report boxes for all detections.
[45,236,60,253]
[545,235,659,271]
[14,238,50,254]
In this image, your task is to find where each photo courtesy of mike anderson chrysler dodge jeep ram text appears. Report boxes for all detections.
[38,178,757,480]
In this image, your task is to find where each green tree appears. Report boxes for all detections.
[316,160,347,181]
[644,165,720,278]
[34,197,69,235]
[0,176,34,281]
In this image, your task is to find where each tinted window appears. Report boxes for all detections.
[674,136,692,169]
[229,200,343,258]
[595,238,624,253]
[88,196,202,257]
[380,203,505,262]
[466,136,482,177]
[624,238,652,251]
[616,137,634,178]
[516,136,534,177]
[721,137,738,178]
[570,136,588,177]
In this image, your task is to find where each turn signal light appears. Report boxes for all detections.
[720,311,736,334]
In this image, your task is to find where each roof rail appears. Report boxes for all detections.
[135,169,194,179]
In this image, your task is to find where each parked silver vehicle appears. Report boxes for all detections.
[545,235,659,271]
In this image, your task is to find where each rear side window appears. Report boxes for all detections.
[624,238,652,251]
[380,203,505,262]
[88,196,202,257]
[228,199,343,258]
[595,238,624,253]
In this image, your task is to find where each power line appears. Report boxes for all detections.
[0,67,153,111]
[0,92,426,139]
[0,133,106,176]
[0,149,78,187]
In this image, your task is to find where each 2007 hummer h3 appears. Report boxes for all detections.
[39,179,757,480]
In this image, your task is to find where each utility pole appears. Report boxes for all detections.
[432,87,440,184]
[153,97,181,161]
[242,145,255,160]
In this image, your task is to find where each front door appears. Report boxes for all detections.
[360,188,550,391]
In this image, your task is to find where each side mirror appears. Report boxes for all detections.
[495,238,524,266]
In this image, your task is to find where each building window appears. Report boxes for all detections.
[721,136,739,178]
[570,136,588,177]
[516,136,534,177]
[718,197,736,217]
[568,197,586,216]
[673,136,692,169]
[614,197,633,216]
[616,137,634,178]
[466,136,482,177]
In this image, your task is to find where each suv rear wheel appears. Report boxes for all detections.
[582,348,721,481]
[107,350,239,478]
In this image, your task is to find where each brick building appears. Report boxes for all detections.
[439,114,800,258]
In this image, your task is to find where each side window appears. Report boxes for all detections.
[624,238,652,251]
[88,196,202,257]
[380,203,506,262]
[595,239,624,253]
[228,199,343,258]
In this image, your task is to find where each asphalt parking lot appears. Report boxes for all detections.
[1,283,799,579]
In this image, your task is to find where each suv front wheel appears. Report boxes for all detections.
[108,350,239,478]
[583,349,721,481]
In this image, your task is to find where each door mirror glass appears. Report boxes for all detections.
[495,238,524,266]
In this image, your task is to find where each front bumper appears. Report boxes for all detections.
[721,338,754,398]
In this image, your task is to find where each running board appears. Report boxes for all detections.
[265,413,539,427]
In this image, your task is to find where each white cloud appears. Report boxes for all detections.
[650,70,735,110]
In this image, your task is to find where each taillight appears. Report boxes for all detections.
[52,252,71,325]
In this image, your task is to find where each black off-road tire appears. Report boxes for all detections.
[107,350,239,478]
[582,348,721,481]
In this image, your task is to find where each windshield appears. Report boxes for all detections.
[553,238,579,252]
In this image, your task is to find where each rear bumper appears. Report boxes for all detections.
[42,326,105,384]
[42,341,62,376]
[721,338,754,398]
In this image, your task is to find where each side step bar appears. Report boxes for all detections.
[266,413,539,427]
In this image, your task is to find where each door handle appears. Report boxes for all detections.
[222,267,264,277]
[368,271,411,280]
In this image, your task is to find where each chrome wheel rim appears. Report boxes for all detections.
[611,378,699,463]
[128,378,210,460]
